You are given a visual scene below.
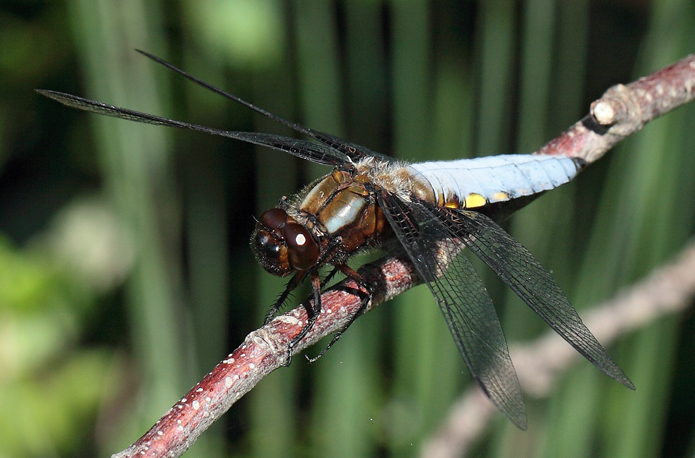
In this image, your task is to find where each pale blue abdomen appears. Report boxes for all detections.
[408,154,582,209]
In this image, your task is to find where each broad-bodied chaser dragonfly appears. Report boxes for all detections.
[37,50,633,429]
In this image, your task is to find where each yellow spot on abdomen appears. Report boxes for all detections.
[444,194,461,209]
[491,191,509,202]
[465,193,487,208]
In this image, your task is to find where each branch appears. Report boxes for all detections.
[111,54,695,458]
[420,237,695,458]
[538,54,695,164]
[112,254,419,458]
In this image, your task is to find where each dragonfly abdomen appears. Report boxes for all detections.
[408,154,582,209]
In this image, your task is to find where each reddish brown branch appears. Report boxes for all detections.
[537,54,695,164]
[112,254,418,458]
[420,237,695,458]
[112,54,695,458]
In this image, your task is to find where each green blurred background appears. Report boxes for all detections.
[2,0,695,457]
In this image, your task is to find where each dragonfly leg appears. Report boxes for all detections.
[287,272,323,361]
[307,265,371,363]
[264,271,307,325]
[320,267,340,288]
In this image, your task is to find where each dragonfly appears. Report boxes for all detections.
[37,50,634,429]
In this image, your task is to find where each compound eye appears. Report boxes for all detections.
[283,223,319,270]
[251,229,291,277]
[259,208,288,230]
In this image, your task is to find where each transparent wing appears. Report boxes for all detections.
[136,50,395,164]
[35,89,348,167]
[377,191,527,429]
[444,208,634,390]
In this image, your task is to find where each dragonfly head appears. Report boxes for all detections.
[251,208,320,277]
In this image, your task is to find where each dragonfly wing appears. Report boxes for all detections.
[35,89,349,167]
[377,191,527,429]
[444,207,635,390]
[136,50,394,164]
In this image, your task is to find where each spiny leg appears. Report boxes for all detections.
[264,271,307,325]
[320,267,341,288]
[289,271,323,354]
[307,265,372,363]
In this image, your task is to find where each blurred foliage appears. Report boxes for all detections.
[1,0,695,457]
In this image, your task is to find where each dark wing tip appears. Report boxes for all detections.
[518,416,529,430]
[595,357,634,390]
[35,88,56,98]
[598,356,634,389]
[135,49,159,62]
[476,378,528,430]
[615,372,636,391]
[488,391,527,429]
[35,89,78,107]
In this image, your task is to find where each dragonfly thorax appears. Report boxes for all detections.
[252,168,393,278]
[298,169,392,253]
